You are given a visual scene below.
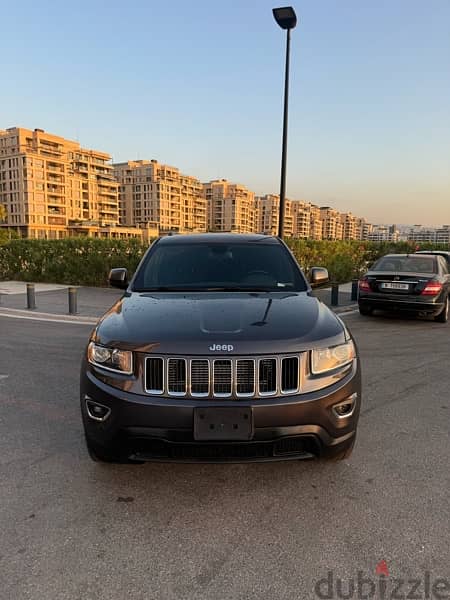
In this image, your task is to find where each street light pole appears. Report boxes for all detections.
[272,6,297,239]
[279,27,291,239]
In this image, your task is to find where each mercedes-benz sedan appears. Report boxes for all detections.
[358,253,450,322]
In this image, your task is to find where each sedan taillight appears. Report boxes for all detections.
[421,281,443,296]
[358,278,371,292]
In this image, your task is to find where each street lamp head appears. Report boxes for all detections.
[272,6,297,30]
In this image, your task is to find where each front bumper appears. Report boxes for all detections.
[359,293,444,316]
[80,360,361,462]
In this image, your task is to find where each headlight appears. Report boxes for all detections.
[311,340,356,375]
[87,342,133,375]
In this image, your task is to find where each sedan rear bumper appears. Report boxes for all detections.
[359,294,444,316]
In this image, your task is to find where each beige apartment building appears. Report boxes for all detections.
[204,179,255,233]
[0,127,143,239]
[356,217,373,240]
[320,207,344,240]
[113,160,206,234]
[340,212,359,240]
[290,201,323,240]
[255,194,294,236]
[291,201,310,239]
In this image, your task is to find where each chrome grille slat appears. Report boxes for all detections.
[145,357,164,394]
[191,360,209,396]
[281,357,299,393]
[236,359,255,396]
[213,360,232,397]
[167,358,187,396]
[258,358,277,395]
[144,355,302,399]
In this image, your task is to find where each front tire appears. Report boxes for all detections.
[359,304,373,316]
[434,297,449,323]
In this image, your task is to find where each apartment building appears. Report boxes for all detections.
[255,194,293,236]
[204,179,255,233]
[289,201,313,239]
[367,224,400,242]
[403,225,450,244]
[340,212,359,240]
[113,160,206,234]
[0,127,132,239]
[356,218,373,240]
[320,207,343,240]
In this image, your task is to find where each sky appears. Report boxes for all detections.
[1,0,449,226]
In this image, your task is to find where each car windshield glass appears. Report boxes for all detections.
[374,256,437,274]
[133,242,307,291]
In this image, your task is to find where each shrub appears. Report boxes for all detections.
[0,237,449,286]
[0,237,148,286]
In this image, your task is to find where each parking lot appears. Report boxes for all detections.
[1,311,449,599]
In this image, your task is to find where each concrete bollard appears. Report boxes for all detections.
[351,280,359,302]
[26,283,36,310]
[331,284,339,307]
[68,287,78,315]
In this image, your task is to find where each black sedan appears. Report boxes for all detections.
[415,250,450,269]
[358,253,450,322]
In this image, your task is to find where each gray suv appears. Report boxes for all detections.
[80,234,361,463]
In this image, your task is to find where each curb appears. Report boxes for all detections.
[0,307,97,325]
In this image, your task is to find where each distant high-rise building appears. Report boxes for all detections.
[320,207,343,240]
[204,179,255,233]
[255,194,293,236]
[0,127,129,239]
[356,218,373,240]
[367,224,400,242]
[340,212,359,240]
[290,201,311,239]
[113,160,206,234]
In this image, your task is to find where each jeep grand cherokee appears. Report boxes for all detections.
[80,234,361,463]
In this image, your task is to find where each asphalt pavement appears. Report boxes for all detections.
[0,310,449,599]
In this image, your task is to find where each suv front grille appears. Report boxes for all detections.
[145,355,301,399]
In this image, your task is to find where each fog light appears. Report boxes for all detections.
[86,399,111,422]
[332,394,357,419]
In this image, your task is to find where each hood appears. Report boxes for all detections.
[92,291,346,355]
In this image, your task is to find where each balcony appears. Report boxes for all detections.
[48,216,66,226]
[46,163,64,173]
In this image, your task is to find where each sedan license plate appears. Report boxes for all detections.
[194,407,253,441]
[380,282,409,290]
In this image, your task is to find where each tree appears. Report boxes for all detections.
[0,203,7,222]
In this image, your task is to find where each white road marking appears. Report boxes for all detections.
[0,374,8,381]
[0,311,96,326]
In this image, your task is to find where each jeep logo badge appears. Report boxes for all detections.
[209,344,234,352]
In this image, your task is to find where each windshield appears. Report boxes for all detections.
[133,242,307,292]
[373,256,437,274]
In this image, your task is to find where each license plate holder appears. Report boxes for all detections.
[194,407,253,441]
[380,282,409,290]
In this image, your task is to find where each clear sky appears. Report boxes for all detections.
[1,0,449,225]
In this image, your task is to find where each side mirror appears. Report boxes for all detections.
[308,267,329,288]
[109,268,129,289]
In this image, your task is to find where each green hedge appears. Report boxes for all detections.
[0,237,448,286]
[0,238,147,286]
